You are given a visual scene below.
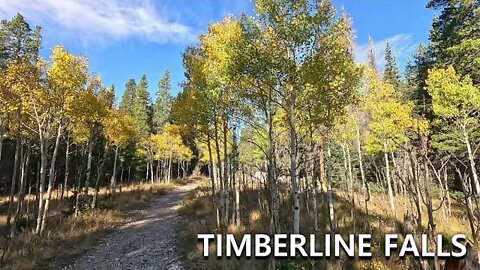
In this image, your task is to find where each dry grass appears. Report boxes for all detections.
[178,182,472,270]
[0,182,176,270]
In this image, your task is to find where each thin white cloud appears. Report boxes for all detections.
[0,0,195,44]
[355,33,418,72]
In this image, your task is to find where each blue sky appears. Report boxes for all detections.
[0,0,434,101]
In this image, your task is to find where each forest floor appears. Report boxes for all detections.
[58,182,197,270]
[178,181,470,270]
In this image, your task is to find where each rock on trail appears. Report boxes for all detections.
[61,183,196,270]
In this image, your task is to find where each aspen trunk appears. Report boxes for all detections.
[12,146,30,237]
[41,124,63,233]
[232,125,240,227]
[407,151,420,221]
[84,139,93,194]
[356,127,369,214]
[207,134,220,229]
[6,136,21,230]
[326,144,336,231]
[61,138,70,200]
[464,128,480,194]
[213,117,225,229]
[421,136,439,270]
[383,141,395,216]
[127,166,131,184]
[167,152,172,182]
[150,158,154,183]
[289,91,300,234]
[312,142,320,231]
[222,119,229,227]
[266,108,279,234]
[341,144,351,203]
[110,146,119,195]
[346,145,354,205]
[35,158,42,234]
[444,168,452,217]
[92,145,107,208]
[146,162,149,183]
[457,167,478,246]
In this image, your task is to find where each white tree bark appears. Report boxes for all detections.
[326,145,336,231]
[110,146,119,195]
[84,139,93,194]
[464,128,480,194]
[289,91,300,234]
[384,141,396,216]
[41,123,63,233]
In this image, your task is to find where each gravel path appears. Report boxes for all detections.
[61,183,196,270]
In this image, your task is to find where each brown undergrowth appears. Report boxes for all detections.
[178,181,471,270]
[0,181,181,269]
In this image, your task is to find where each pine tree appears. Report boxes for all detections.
[427,0,480,84]
[153,69,172,133]
[119,79,136,114]
[383,42,401,88]
[0,13,41,69]
[133,74,152,137]
[404,44,432,117]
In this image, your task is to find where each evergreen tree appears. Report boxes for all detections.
[153,69,172,133]
[119,79,136,114]
[383,42,401,88]
[133,74,152,137]
[0,13,41,69]
[405,44,432,118]
[426,0,480,84]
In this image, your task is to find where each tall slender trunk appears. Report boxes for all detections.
[421,135,439,270]
[326,144,335,231]
[93,145,107,208]
[232,125,240,227]
[41,123,62,233]
[356,127,369,214]
[266,108,279,234]
[167,152,172,182]
[207,134,220,229]
[341,144,350,201]
[110,146,119,195]
[457,167,478,246]
[61,138,70,200]
[390,152,399,196]
[384,141,395,216]
[312,142,320,232]
[146,161,149,183]
[35,157,42,234]
[464,127,480,194]
[150,159,154,183]
[128,166,131,184]
[222,118,229,227]
[346,144,354,206]
[12,145,30,237]
[213,116,225,229]
[84,139,93,194]
[6,135,21,230]
[408,151,423,225]
[161,157,166,182]
[289,90,300,234]
[156,159,161,181]
[444,168,451,217]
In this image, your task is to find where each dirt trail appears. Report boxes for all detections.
[61,183,196,270]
